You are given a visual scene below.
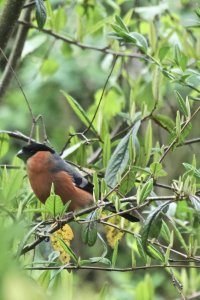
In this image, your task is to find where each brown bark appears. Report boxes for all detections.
[0,0,26,51]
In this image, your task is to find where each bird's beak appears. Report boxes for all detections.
[16,149,24,160]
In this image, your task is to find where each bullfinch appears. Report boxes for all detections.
[17,142,139,222]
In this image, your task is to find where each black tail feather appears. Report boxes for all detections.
[106,203,139,223]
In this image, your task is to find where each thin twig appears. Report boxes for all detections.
[83,55,118,135]
[159,106,200,163]
[24,264,200,272]
[0,130,36,143]
[0,49,34,120]
[17,20,148,60]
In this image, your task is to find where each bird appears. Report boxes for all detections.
[17,142,139,222]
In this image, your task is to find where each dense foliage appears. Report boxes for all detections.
[0,1,200,299]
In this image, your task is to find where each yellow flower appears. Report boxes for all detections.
[104,216,125,248]
[51,224,74,264]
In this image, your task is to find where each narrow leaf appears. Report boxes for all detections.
[141,201,171,253]
[115,16,129,32]
[62,91,96,134]
[105,121,140,188]
[137,179,153,204]
[93,172,99,202]
[103,133,111,168]
[153,114,175,132]
[175,91,188,117]
[183,163,200,179]
[128,32,148,52]
[146,244,164,262]
[189,195,200,216]
[57,237,78,263]
[38,270,50,289]
[45,194,64,217]
[35,0,47,29]
[111,241,118,267]
[0,133,9,158]
[169,220,188,252]
[152,66,161,101]
[82,211,98,246]
[136,237,147,263]
[144,121,152,166]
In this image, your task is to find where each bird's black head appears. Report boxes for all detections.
[17,142,55,162]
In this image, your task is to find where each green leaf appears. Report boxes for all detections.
[105,121,140,188]
[144,121,152,166]
[165,231,174,264]
[88,257,111,265]
[152,66,161,101]
[174,45,187,70]
[110,24,148,52]
[141,201,171,254]
[111,241,118,267]
[35,0,47,29]
[169,220,188,252]
[98,282,109,300]
[119,170,136,195]
[82,211,98,246]
[0,133,9,158]
[115,15,129,32]
[93,172,99,202]
[175,91,188,117]
[158,46,170,61]
[153,114,175,132]
[103,133,111,168]
[195,7,200,18]
[57,237,78,263]
[146,244,164,262]
[182,163,200,179]
[40,59,59,76]
[161,220,171,243]
[137,179,153,204]
[136,237,147,263]
[1,168,25,203]
[175,111,181,136]
[45,193,64,217]
[149,22,157,52]
[174,44,181,66]
[150,162,167,178]
[54,7,67,32]
[38,270,50,289]
[128,32,148,52]
[189,195,200,216]
[62,91,96,134]
[97,233,108,258]
[61,141,86,158]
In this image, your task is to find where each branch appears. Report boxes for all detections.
[19,193,182,256]
[0,130,35,143]
[83,55,118,135]
[17,20,148,61]
[100,220,200,263]
[60,56,118,154]
[0,0,26,51]
[23,264,200,272]
[0,0,32,99]
[159,106,200,163]
[175,291,200,300]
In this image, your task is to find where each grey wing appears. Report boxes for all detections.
[50,153,94,194]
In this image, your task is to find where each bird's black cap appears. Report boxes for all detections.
[17,142,55,162]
